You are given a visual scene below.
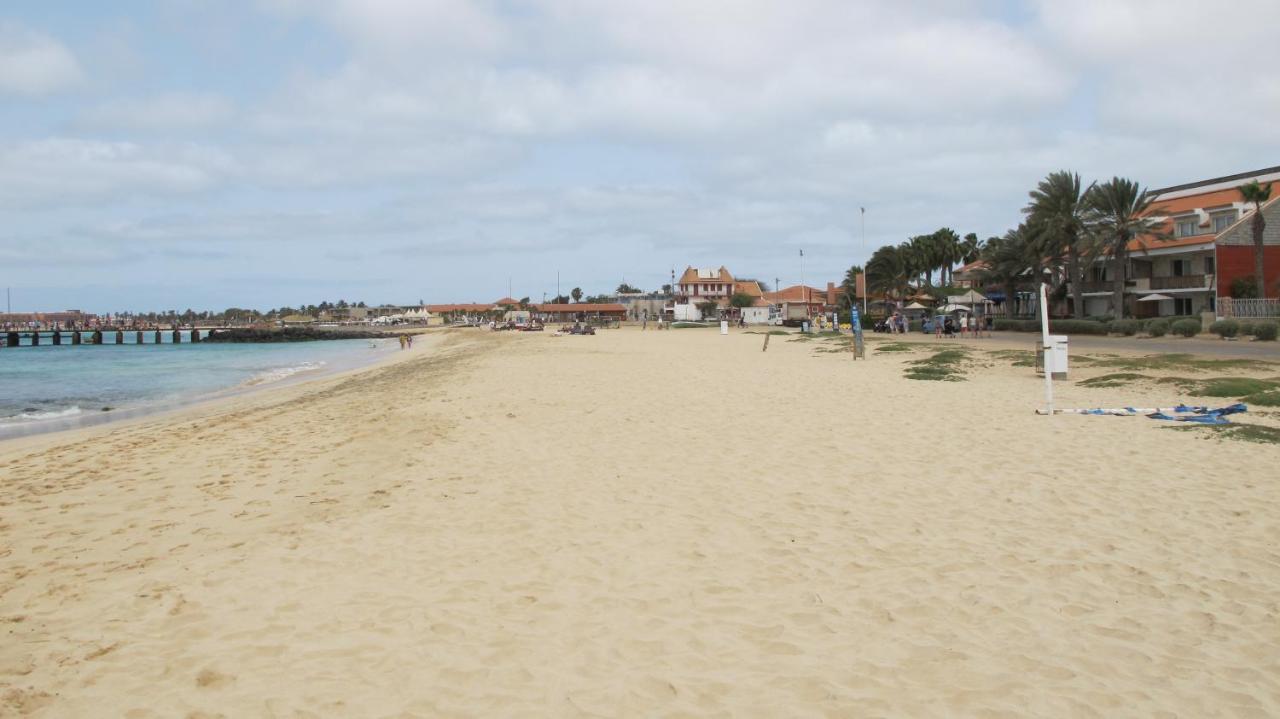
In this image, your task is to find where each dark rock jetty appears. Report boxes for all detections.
[204,327,388,343]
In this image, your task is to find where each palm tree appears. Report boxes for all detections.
[979,226,1035,317]
[1083,177,1167,318]
[960,233,983,265]
[866,246,907,299]
[932,228,961,286]
[1238,180,1273,297]
[1026,171,1094,318]
[907,235,934,286]
[839,264,864,307]
[570,287,583,303]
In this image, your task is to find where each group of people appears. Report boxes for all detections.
[397,334,414,349]
[877,314,910,334]
[640,316,666,330]
[932,314,988,338]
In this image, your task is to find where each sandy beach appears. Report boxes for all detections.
[3,327,1279,717]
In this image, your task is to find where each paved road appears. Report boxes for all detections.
[866,330,1280,360]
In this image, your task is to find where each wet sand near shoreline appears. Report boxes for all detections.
[2,326,1278,716]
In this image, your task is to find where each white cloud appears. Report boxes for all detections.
[8,1,1280,309]
[78,93,235,131]
[0,21,83,95]
[0,138,235,209]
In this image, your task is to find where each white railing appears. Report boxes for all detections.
[1219,298,1280,318]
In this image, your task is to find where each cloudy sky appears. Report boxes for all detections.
[3,0,1278,312]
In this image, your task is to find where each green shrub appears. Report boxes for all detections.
[1254,322,1278,341]
[1231,276,1260,299]
[991,318,1119,335]
[1171,319,1201,337]
[1145,319,1170,337]
[993,319,1036,332]
[1052,319,1109,335]
[1210,319,1240,338]
[1087,315,1114,323]
[1108,319,1139,336]
[1237,320,1256,336]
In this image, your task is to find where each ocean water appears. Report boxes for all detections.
[0,335,396,438]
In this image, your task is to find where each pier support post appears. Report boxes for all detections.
[135,331,143,344]
[72,331,81,345]
[53,330,61,345]
[6,331,17,347]
[191,329,200,343]
[31,331,39,346]
[92,330,103,345]
[172,329,181,343]
[115,330,124,344]
[154,330,162,344]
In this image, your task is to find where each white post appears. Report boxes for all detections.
[1039,282,1053,415]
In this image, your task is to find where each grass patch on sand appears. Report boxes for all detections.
[905,348,969,381]
[1156,377,1280,397]
[1077,372,1149,388]
[876,342,915,353]
[670,321,711,329]
[987,349,1035,367]
[1242,389,1280,407]
[1083,353,1274,373]
[1169,424,1280,445]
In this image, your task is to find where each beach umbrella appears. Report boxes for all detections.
[1138,293,1173,302]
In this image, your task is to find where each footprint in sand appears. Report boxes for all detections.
[195,669,235,689]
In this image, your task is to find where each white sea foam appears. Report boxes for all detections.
[1,406,84,424]
[244,361,326,386]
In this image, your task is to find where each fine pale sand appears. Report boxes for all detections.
[2,328,1279,717]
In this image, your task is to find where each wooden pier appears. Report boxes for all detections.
[2,329,204,348]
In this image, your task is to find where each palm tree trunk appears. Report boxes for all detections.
[1067,248,1084,319]
[1113,244,1128,318]
[1254,210,1267,297]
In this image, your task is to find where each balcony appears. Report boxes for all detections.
[1150,274,1209,290]
[1078,281,1120,293]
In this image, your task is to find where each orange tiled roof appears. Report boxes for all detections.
[424,303,498,313]
[677,266,734,285]
[1127,235,1215,253]
[534,303,627,313]
[733,280,764,296]
[494,297,519,305]
[763,285,828,303]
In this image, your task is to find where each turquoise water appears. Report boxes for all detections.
[0,336,395,438]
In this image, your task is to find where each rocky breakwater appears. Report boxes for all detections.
[204,327,388,343]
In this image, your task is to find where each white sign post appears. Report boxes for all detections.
[720,320,728,335]
[1039,282,1053,415]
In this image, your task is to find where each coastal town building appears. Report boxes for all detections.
[534,303,627,322]
[669,266,784,322]
[1072,166,1280,319]
[763,283,835,313]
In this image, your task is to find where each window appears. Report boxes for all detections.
[1175,217,1199,238]
[1212,210,1237,234]
[1174,298,1193,316]
[1204,256,1215,274]
[1171,259,1189,277]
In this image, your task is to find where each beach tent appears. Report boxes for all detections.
[940,304,971,313]
[949,289,989,305]
[904,301,929,310]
